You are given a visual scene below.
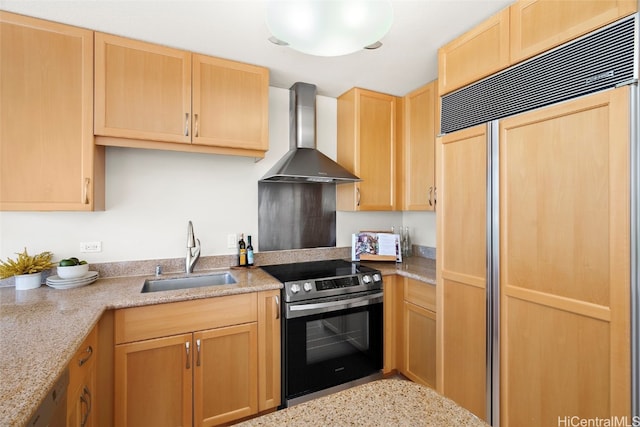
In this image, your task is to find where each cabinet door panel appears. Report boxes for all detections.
[358,91,396,210]
[337,88,396,211]
[0,12,101,211]
[258,290,281,411]
[436,124,487,419]
[403,301,436,388]
[115,334,192,427]
[95,33,191,143]
[499,87,630,425]
[383,276,398,374]
[401,81,437,211]
[510,0,637,64]
[438,8,510,95]
[192,55,269,151]
[194,323,258,426]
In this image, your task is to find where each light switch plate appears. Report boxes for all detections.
[227,234,237,249]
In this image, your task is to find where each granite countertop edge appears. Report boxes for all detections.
[0,256,435,426]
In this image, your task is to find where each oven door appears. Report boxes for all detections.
[283,291,383,403]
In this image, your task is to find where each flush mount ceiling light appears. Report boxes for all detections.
[266,0,393,57]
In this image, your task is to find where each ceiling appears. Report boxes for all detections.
[0,0,512,98]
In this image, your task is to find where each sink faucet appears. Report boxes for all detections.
[186,220,201,274]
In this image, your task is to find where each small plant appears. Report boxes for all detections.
[0,248,55,279]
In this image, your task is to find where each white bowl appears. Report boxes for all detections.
[57,264,89,279]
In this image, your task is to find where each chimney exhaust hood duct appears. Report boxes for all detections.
[260,82,360,183]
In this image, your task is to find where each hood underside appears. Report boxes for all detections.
[260,82,360,184]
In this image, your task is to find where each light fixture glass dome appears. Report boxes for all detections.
[266,0,393,57]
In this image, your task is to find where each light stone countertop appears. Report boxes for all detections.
[235,378,489,427]
[0,253,435,426]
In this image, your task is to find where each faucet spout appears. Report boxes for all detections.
[186,221,201,273]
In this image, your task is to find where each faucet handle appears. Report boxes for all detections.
[187,221,196,248]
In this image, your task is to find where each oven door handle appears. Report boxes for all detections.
[286,292,383,318]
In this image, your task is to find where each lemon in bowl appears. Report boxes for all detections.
[57,258,89,279]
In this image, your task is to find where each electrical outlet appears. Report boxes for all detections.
[80,241,102,253]
[227,234,237,249]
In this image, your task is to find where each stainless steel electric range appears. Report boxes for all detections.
[261,259,384,408]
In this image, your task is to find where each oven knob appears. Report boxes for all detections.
[290,283,301,294]
[362,275,372,284]
[303,282,313,292]
[373,273,382,282]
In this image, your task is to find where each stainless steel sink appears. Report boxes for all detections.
[141,273,236,293]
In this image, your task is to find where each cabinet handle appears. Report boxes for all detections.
[185,113,190,137]
[185,341,191,369]
[428,186,433,207]
[78,345,93,367]
[274,295,280,320]
[434,187,437,207]
[356,187,361,207]
[83,178,90,204]
[194,113,199,137]
[80,386,92,427]
[196,339,201,367]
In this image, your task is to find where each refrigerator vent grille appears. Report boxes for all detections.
[441,14,637,134]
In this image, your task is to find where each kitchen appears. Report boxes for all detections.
[1,0,639,426]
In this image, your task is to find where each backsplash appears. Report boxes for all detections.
[0,245,435,288]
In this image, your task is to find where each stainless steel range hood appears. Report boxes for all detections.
[260,82,360,183]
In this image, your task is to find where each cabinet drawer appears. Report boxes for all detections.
[68,326,98,394]
[404,278,436,312]
[115,294,257,344]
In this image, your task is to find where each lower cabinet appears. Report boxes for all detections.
[67,325,98,427]
[114,292,279,427]
[400,277,436,388]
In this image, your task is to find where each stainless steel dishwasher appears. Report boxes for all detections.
[26,368,69,426]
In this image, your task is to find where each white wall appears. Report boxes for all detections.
[0,87,436,263]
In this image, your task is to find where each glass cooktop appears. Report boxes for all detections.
[261,259,377,283]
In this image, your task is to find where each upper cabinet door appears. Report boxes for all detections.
[510,0,637,64]
[192,55,269,151]
[438,8,510,96]
[94,33,192,143]
[0,12,103,211]
[400,80,438,211]
[337,88,397,211]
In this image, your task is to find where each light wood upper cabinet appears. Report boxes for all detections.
[510,0,637,64]
[0,12,104,211]
[94,33,192,144]
[438,8,510,96]
[192,55,269,151]
[95,33,269,158]
[399,80,438,211]
[436,124,488,420]
[337,88,397,211]
[439,0,637,96]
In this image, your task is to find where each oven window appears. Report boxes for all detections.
[284,302,383,400]
[306,311,369,364]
